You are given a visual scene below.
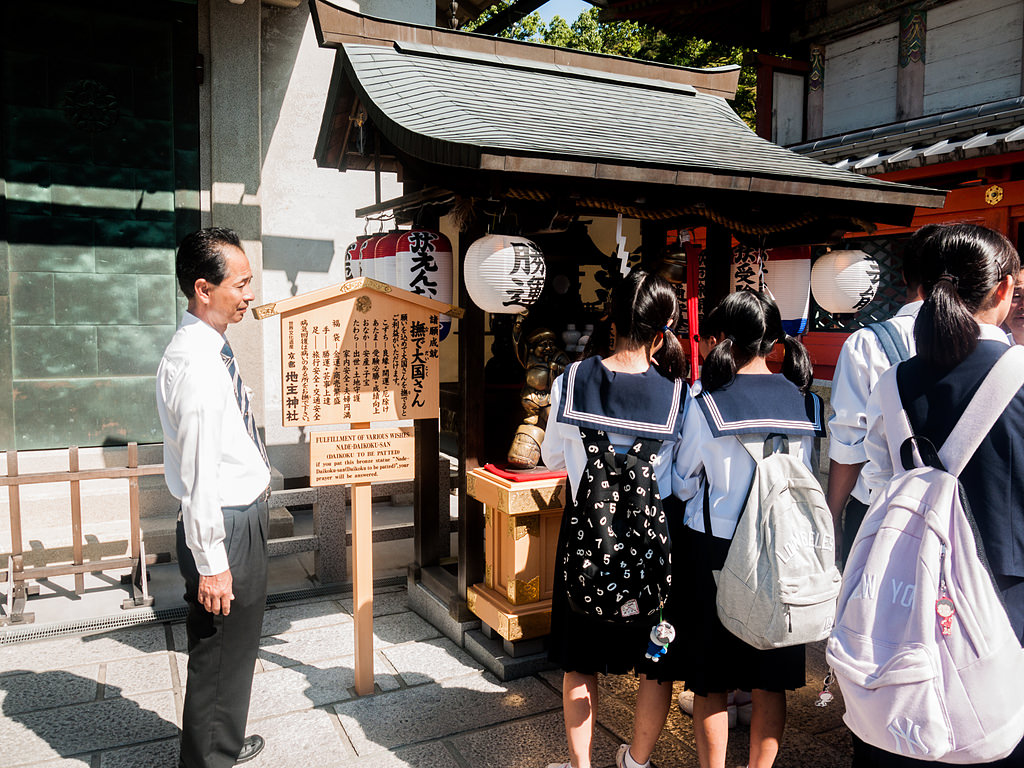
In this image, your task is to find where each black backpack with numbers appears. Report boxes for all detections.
[561,427,672,624]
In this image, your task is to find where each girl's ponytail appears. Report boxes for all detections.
[914,225,1019,369]
[915,277,980,370]
[701,336,738,392]
[656,324,687,381]
[781,334,813,394]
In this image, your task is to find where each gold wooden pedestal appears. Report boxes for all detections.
[466,467,566,641]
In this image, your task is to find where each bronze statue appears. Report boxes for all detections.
[507,328,570,469]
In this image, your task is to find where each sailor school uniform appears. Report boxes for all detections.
[662,373,825,693]
[541,356,686,676]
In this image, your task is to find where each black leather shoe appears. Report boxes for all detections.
[236,735,265,764]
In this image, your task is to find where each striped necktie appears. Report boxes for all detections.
[221,341,270,468]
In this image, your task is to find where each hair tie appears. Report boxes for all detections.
[937,273,959,288]
[663,325,671,333]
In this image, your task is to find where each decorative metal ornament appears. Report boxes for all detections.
[62,79,118,133]
[810,250,881,314]
[464,234,547,313]
[985,185,1004,206]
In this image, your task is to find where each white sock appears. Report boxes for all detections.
[623,747,650,768]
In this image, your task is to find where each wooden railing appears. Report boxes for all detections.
[1,443,163,625]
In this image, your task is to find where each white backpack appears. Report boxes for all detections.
[827,346,1024,763]
[713,434,842,650]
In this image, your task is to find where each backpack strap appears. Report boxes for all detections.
[866,321,910,366]
[938,345,1024,477]
[876,364,917,473]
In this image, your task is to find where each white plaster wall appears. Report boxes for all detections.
[258,1,430,478]
[924,0,1023,114]
[823,22,899,137]
[338,0,434,25]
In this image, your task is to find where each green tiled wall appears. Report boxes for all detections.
[12,326,97,379]
[14,377,164,448]
[97,325,176,376]
[1,0,199,449]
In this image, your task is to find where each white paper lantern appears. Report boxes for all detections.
[810,250,881,314]
[464,234,547,313]
[396,229,454,340]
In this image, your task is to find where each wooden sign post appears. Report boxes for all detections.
[253,277,462,695]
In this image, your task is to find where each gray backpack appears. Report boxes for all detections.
[712,434,842,650]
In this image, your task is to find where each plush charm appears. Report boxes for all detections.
[645,620,676,662]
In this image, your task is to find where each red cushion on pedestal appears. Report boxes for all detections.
[481,463,567,483]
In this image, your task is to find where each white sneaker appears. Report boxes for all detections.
[677,689,694,715]
[616,744,651,768]
[677,690,736,728]
[544,763,571,768]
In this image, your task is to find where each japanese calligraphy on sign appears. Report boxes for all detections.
[253,278,463,426]
[310,427,415,486]
[732,246,764,293]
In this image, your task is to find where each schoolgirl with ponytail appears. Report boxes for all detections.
[859,224,1024,768]
[662,290,825,768]
[541,269,687,768]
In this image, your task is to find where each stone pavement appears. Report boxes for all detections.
[0,585,854,768]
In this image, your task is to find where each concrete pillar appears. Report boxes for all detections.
[203,0,266,427]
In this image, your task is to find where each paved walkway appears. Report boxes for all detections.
[0,583,855,768]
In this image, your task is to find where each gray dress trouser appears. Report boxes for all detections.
[176,497,269,768]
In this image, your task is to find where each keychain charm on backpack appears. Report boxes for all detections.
[645,619,676,662]
[815,670,835,708]
[936,597,956,636]
[936,544,956,636]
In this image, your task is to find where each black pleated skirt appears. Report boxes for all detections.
[654,524,806,694]
[547,491,661,677]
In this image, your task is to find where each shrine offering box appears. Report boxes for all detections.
[465,466,566,641]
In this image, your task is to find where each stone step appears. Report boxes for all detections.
[139,505,296,560]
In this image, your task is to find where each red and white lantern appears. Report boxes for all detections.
[344,235,373,280]
[372,231,403,287]
[357,234,381,279]
[396,229,454,340]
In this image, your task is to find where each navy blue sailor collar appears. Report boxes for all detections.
[556,356,684,441]
[695,374,825,438]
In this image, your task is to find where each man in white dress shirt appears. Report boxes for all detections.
[826,225,937,564]
[157,228,270,767]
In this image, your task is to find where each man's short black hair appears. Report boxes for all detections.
[176,227,242,298]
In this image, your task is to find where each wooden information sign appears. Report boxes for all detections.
[253,277,462,697]
[261,278,443,426]
[310,427,415,486]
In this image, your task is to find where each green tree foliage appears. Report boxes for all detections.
[463,4,756,128]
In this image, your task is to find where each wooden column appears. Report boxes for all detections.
[704,225,734,312]
[413,417,443,568]
[455,224,486,620]
[806,44,824,141]
[897,7,925,121]
[350,421,374,696]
